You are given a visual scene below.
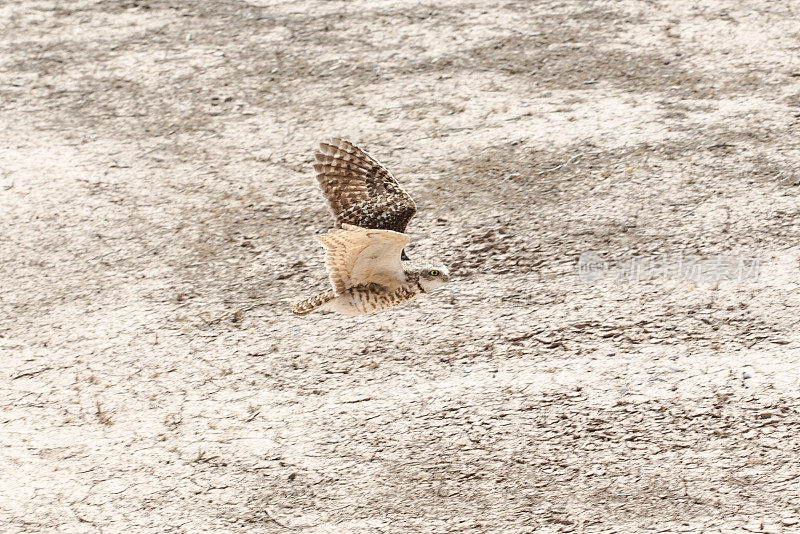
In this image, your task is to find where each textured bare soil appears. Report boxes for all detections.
[2,1,800,532]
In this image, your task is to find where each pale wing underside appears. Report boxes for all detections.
[314,138,417,233]
[317,224,410,295]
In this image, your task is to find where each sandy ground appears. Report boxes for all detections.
[2,0,800,532]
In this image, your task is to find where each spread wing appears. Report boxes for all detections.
[316,224,410,294]
[314,138,417,233]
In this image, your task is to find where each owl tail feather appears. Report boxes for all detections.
[292,290,336,316]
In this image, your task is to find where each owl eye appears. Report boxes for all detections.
[428,269,440,277]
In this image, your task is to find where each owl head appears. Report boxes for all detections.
[418,263,451,293]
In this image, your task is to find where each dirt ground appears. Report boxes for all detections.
[2,0,800,532]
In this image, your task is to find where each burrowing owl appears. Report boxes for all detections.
[292,138,450,316]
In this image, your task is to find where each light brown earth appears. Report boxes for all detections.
[2,0,800,532]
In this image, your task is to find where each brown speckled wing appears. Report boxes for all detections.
[314,138,417,233]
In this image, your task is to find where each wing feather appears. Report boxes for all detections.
[317,224,409,294]
[314,138,417,233]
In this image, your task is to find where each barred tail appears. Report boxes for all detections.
[292,290,336,316]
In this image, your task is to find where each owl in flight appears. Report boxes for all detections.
[292,138,450,316]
